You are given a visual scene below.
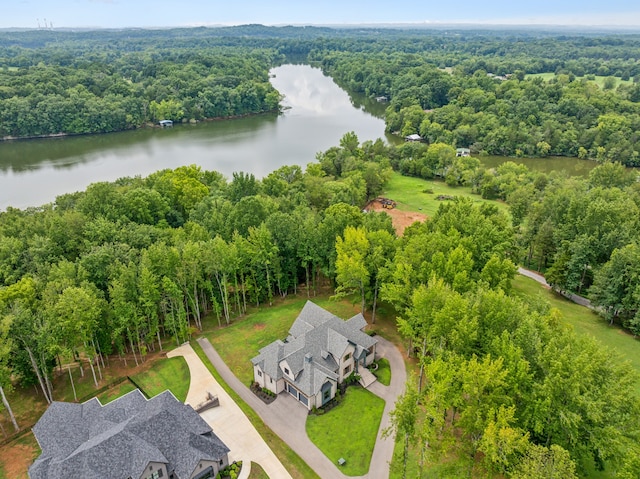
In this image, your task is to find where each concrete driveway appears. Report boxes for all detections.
[198,335,406,479]
[167,343,292,479]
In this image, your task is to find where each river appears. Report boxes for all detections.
[0,64,392,210]
[0,64,602,211]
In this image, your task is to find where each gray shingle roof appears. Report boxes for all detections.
[251,301,378,398]
[29,389,229,479]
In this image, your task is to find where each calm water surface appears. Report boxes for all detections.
[0,63,604,210]
[0,64,390,210]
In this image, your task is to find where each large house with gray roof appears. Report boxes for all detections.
[29,389,229,479]
[251,301,377,410]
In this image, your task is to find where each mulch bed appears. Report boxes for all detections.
[250,382,277,404]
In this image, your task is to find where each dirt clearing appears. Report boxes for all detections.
[365,199,428,235]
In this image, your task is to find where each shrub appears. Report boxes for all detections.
[344,372,361,385]
[261,387,275,397]
[216,461,243,479]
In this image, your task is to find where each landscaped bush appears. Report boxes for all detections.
[249,382,276,404]
[216,461,242,479]
[343,372,361,385]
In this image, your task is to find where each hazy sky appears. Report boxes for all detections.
[4,0,640,28]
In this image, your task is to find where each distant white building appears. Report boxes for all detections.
[405,134,422,142]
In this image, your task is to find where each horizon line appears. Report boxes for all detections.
[2,22,640,31]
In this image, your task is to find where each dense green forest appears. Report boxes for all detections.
[317,50,640,165]
[2,25,640,156]
[2,25,640,478]
[380,140,640,334]
[1,134,639,477]
[0,31,283,137]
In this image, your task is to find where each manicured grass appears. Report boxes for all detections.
[191,341,320,479]
[512,275,640,395]
[97,380,137,404]
[525,72,556,81]
[381,172,509,218]
[96,356,190,403]
[248,461,269,479]
[373,358,391,386]
[129,356,190,402]
[306,387,384,476]
[205,296,364,385]
[526,72,632,89]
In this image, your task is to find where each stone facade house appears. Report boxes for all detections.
[251,301,377,410]
[29,389,229,479]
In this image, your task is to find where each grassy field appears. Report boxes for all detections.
[526,72,633,89]
[306,387,384,476]
[512,275,640,395]
[382,172,509,218]
[129,356,190,401]
[97,380,137,404]
[97,356,190,403]
[191,341,320,479]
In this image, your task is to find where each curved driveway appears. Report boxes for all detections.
[517,267,594,308]
[167,343,292,479]
[197,335,406,479]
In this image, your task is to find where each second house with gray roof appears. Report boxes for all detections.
[251,301,377,410]
[29,389,229,479]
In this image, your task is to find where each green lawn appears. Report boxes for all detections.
[526,72,633,89]
[381,172,509,218]
[129,356,190,402]
[512,275,640,395]
[248,462,269,479]
[373,358,391,386]
[191,341,320,479]
[306,387,384,476]
[205,296,363,385]
[96,356,190,403]
[97,380,137,404]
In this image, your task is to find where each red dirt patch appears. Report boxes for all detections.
[0,437,38,479]
[365,199,428,235]
[253,323,266,331]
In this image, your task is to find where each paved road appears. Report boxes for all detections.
[167,344,292,479]
[198,335,406,479]
[517,267,593,309]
